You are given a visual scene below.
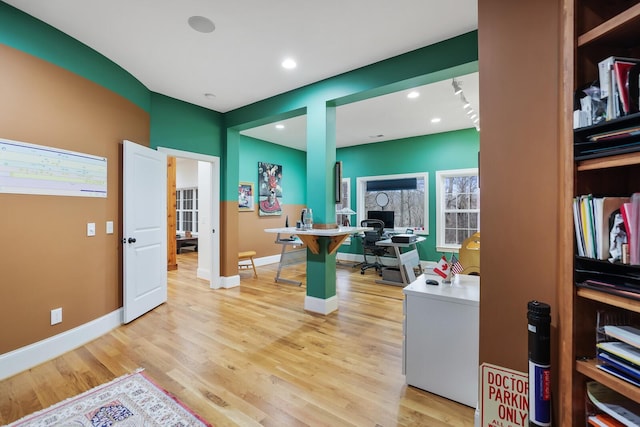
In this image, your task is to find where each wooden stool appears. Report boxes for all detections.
[238,250,258,278]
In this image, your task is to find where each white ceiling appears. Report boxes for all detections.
[242,72,479,150]
[4,0,478,149]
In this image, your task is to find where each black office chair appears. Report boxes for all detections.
[360,219,388,275]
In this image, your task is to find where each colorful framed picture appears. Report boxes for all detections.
[258,162,283,216]
[238,182,254,212]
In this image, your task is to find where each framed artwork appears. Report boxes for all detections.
[258,162,283,216]
[335,161,343,203]
[238,182,254,212]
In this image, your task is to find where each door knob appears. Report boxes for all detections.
[127,237,137,243]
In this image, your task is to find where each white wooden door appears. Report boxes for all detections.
[123,140,167,323]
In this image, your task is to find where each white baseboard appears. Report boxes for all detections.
[255,254,281,266]
[304,295,338,315]
[336,253,362,263]
[0,309,122,381]
[219,275,240,289]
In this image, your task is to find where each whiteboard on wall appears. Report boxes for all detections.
[0,137,107,198]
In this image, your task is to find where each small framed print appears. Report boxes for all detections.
[238,182,254,212]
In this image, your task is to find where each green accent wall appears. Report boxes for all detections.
[0,2,150,112]
[239,136,306,205]
[337,127,480,261]
[150,93,223,156]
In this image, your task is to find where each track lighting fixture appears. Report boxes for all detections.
[452,78,479,131]
[452,78,463,95]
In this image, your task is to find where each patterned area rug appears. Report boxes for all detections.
[7,370,212,427]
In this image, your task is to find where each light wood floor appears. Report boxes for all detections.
[0,253,475,426]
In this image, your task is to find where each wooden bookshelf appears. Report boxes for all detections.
[577,3,640,47]
[577,288,640,314]
[576,358,640,401]
[562,1,640,424]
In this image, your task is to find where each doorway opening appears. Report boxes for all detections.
[158,147,221,289]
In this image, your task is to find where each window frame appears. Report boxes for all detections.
[356,172,428,234]
[176,187,199,234]
[435,168,479,252]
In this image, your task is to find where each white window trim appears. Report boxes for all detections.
[176,187,199,234]
[435,168,479,252]
[356,172,428,234]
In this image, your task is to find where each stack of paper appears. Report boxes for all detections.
[598,326,640,387]
[587,382,640,425]
[598,56,640,121]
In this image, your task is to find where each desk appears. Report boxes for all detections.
[264,226,368,255]
[374,236,425,286]
[176,236,198,253]
[273,234,306,286]
[403,273,480,407]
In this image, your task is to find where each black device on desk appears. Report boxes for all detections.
[425,279,439,286]
[391,234,416,244]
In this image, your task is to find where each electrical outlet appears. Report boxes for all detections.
[87,222,96,237]
[51,307,62,325]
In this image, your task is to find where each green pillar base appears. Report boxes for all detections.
[305,236,337,314]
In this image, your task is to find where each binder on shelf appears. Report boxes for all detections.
[573,196,629,261]
[614,60,640,115]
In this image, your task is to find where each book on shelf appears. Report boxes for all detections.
[620,194,640,265]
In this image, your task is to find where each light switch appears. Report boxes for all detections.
[51,307,62,325]
[106,221,114,234]
[87,222,96,237]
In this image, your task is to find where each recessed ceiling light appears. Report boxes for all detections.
[431,117,441,123]
[407,91,420,99]
[204,93,216,100]
[275,124,285,130]
[282,58,297,69]
[188,16,215,33]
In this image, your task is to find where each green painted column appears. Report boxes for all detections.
[222,129,241,285]
[304,101,338,314]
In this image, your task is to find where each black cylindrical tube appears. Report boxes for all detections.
[528,300,551,426]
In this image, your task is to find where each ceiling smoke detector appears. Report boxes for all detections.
[188,16,215,33]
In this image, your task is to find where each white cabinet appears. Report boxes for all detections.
[403,274,480,407]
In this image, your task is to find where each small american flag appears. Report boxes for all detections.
[451,253,464,275]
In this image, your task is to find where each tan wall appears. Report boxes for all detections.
[0,44,149,353]
[220,202,305,277]
[478,0,560,373]
[238,204,305,257]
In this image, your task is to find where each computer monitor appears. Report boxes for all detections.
[367,210,395,229]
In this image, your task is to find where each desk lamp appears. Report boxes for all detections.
[336,207,356,226]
